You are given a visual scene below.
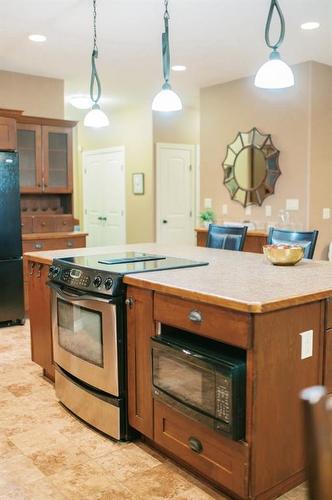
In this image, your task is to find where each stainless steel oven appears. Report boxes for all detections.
[48,252,209,442]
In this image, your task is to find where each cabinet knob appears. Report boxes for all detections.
[29,262,35,276]
[67,240,73,248]
[188,310,202,323]
[125,297,134,309]
[188,437,203,454]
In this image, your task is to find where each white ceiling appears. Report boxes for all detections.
[0,0,331,109]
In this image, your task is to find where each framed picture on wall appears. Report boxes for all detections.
[132,172,145,195]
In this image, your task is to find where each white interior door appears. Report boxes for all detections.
[156,143,196,245]
[83,148,126,247]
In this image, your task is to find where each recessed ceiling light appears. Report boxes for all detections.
[301,22,320,31]
[69,95,92,110]
[172,65,186,72]
[28,34,47,42]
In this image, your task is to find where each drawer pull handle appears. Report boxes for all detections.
[125,297,134,309]
[188,310,202,323]
[34,243,43,249]
[29,262,35,276]
[67,240,73,247]
[188,437,203,454]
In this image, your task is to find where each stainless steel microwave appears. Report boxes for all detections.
[151,327,246,440]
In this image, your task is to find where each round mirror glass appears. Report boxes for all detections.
[234,146,266,191]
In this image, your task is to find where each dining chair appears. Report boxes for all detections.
[206,224,247,251]
[300,385,332,500]
[267,228,319,259]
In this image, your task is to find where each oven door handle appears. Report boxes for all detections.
[47,281,112,304]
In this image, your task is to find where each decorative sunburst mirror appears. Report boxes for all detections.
[222,127,281,207]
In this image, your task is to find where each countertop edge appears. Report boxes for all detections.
[23,232,88,241]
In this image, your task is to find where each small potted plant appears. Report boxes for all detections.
[199,209,216,228]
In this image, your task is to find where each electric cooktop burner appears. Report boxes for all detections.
[50,252,208,297]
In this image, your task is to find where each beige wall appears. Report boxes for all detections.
[309,63,332,259]
[67,105,154,243]
[200,61,332,260]
[153,106,200,144]
[0,70,64,118]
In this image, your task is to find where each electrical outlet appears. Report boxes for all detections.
[204,198,212,209]
[323,208,331,220]
[245,206,252,216]
[265,205,272,217]
[300,330,313,360]
[286,199,299,211]
[222,204,228,215]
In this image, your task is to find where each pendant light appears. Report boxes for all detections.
[152,0,182,112]
[255,0,294,89]
[84,0,109,127]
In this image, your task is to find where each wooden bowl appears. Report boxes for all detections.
[263,244,305,266]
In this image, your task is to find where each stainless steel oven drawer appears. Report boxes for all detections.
[55,367,121,440]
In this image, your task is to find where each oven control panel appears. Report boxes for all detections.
[49,262,121,296]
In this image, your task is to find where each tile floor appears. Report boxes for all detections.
[0,322,308,499]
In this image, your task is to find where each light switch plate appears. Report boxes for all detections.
[265,205,272,217]
[299,330,313,359]
[323,208,331,220]
[222,204,228,215]
[204,198,212,209]
[286,199,299,211]
[245,206,252,216]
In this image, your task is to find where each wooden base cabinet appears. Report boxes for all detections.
[27,260,54,381]
[127,288,325,499]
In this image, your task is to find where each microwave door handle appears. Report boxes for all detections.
[47,281,111,304]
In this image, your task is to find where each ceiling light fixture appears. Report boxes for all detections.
[28,34,47,42]
[301,21,320,31]
[255,0,294,89]
[152,0,182,112]
[172,65,186,72]
[84,0,109,128]
[69,95,92,110]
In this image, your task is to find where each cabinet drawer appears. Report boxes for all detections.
[154,400,248,498]
[154,293,251,349]
[21,216,33,234]
[326,298,332,330]
[324,329,332,393]
[32,216,56,233]
[23,236,86,253]
[54,216,74,232]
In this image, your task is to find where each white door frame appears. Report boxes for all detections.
[155,142,199,244]
[82,147,126,243]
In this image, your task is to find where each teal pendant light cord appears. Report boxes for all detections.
[90,0,102,107]
[265,0,285,52]
[84,0,109,127]
[161,0,170,89]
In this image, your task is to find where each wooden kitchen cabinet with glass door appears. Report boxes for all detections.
[17,121,73,193]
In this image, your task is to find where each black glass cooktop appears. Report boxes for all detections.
[56,252,208,275]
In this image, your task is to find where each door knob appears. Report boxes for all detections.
[162,220,168,224]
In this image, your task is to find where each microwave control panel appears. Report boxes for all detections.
[216,375,232,424]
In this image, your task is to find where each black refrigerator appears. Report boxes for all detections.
[0,151,24,325]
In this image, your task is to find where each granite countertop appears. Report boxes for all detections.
[24,243,332,313]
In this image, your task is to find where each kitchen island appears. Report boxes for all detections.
[24,243,332,499]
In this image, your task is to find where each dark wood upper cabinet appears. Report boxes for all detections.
[18,123,73,194]
[17,123,42,192]
[42,126,73,193]
[0,117,17,150]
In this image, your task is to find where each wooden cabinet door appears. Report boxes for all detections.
[0,117,17,150]
[28,261,54,380]
[126,286,154,438]
[17,123,42,192]
[42,126,73,193]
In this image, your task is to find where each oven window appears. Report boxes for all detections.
[153,348,215,416]
[57,299,103,367]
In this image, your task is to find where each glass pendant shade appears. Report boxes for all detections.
[152,85,182,112]
[84,104,109,128]
[255,51,294,89]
